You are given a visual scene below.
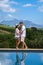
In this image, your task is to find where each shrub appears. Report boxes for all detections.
[0,25,43,48]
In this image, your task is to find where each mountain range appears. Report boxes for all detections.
[0,19,43,28]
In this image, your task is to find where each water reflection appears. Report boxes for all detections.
[0,52,42,65]
[15,52,27,65]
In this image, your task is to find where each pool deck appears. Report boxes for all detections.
[0,48,43,52]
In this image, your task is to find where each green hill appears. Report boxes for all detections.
[0,24,43,48]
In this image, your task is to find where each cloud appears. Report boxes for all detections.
[0,3,10,8]
[10,1,19,5]
[0,52,13,65]
[0,53,10,60]
[1,59,12,65]
[39,53,43,63]
[38,0,43,2]
[3,7,16,12]
[38,5,43,12]
[8,8,16,12]
[0,0,16,12]
[23,3,32,7]
[0,0,9,3]
[8,14,13,18]
[0,62,1,65]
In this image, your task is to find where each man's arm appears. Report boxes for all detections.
[20,30,23,34]
[20,27,25,34]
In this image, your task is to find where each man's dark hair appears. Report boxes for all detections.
[19,22,24,24]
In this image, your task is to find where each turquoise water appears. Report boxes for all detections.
[0,52,43,65]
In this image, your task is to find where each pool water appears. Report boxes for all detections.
[0,52,43,65]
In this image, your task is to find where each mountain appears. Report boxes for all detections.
[0,19,43,28]
[0,19,19,26]
[22,20,43,28]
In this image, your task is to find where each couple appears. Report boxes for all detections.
[15,22,27,49]
[15,52,27,65]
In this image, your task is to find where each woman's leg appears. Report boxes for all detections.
[16,38,20,49]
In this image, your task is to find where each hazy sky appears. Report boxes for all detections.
[0,0,43,25]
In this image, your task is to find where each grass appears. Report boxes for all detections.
[0,24,43,48]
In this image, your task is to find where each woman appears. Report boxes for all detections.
[15,24,20,49]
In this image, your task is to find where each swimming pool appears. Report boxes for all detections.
[0,52,43,65]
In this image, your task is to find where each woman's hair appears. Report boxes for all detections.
[15,25,19,28]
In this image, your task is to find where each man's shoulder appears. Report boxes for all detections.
[22,25,25,28]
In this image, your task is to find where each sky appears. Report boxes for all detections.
[0,0,43,25]
[0,52,43,65]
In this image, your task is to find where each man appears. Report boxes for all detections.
[19,22,27,49]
